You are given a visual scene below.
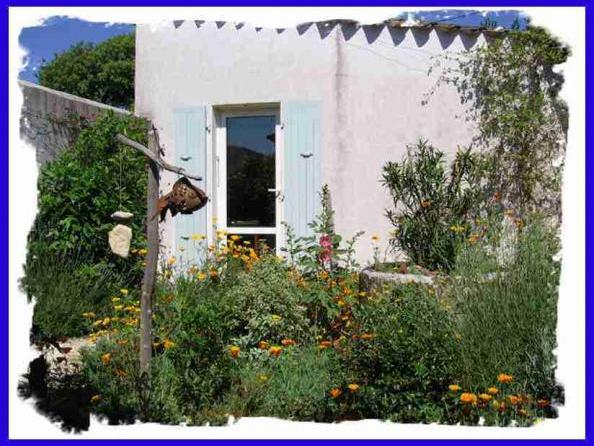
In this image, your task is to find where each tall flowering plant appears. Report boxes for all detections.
[283,185,363,337]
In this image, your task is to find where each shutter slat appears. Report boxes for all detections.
[173,106,207,267]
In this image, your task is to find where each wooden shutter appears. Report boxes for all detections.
[173,107,208,267]
[282,101,322,238]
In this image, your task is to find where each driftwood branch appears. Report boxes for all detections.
[116,133,202,181]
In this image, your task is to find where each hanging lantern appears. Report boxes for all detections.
[155,176,208,222]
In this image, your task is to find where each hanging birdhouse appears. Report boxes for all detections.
[155,176,208,222]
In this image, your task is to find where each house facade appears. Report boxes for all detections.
[135,19,493,266]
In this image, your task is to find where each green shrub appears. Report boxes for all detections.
[22,110,148,339]
[381,140,484,272]
[27,254,137,340]
[223,257,311,347]
[224,346,345,422]
[348,283,458,422]
[450,219,560,398]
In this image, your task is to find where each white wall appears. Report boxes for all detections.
[135,20,484,265]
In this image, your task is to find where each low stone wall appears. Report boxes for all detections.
[19,80,129,165]
[359,267,434,292]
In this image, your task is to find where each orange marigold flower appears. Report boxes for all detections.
[100,353,111,365]
[487,387,498,395]
[319,340,332,349]
[209,269,218,279]
[269,346,282,357]
[497,373,513,384]
[281,338,296,347]
[229,346,240,358]
[258,340,270,350]
[479,393,492,402]
[348,383,360,393]
[330,387,342,398]
[163,339,175,350]
[507,395,520,405]
[448,384,461,392]
[537,399,550,408]
[460,392,477,405]
[360,333,376,340]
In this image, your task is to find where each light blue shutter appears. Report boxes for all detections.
[282,101,322,238]
[173,107,208,267]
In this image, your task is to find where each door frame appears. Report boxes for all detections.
[214,106,284,253]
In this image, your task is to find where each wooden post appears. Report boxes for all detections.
[115,129,201,419]
[139,127,159,419]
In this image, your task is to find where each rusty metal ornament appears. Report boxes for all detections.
[155,176,208,221]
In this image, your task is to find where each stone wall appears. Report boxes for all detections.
[19,80,129,165]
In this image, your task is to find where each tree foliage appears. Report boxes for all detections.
[38,33,135,109]
[427,27,569,217]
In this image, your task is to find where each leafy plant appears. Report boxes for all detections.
[381,139,485,272]
[38,33,135,108]
[347,282,458,422]
[22,110,148,339]
[448,218,561,399]
[427,26,569,218]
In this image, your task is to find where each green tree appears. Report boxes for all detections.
[38,33,135,108]
[427,27,569,217]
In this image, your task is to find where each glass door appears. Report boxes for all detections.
[217,109,281,253]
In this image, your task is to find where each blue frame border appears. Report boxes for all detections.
[2,1,590,443]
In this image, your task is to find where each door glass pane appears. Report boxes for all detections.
[226,116,276,228]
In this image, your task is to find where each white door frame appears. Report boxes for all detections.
[214,106,284,253]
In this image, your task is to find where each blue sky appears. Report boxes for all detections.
[18,10,527,83]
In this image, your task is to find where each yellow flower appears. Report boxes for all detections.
[448,384,461,392]
[197,272,207,281]
[101,317,111,326]
[348,383,360,393]
[497,373,513,384]
[90,394,101,403]
[330,387,342,398]
[268,346,282,357]
[449,224,466,233]
[92,320,103,327]
[138,248,148,256]
[100,353,112,365]
[371,234,380,243]
[120,289,129,296]
[270,315,282,322]
[230,235,241,241]
[166,256,176,266]
[259,374,269,382]
[243,240,251,245]
[191,233,206,241]
[487,387,498,395]
[111,297,121,303]
[114,305,123,311]
[479,393,492,402]
[460,392,477,405]
[216,229,227,240]
[82,312,96,319]
[229,345,241,358]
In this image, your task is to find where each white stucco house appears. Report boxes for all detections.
[135,18,498,265]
